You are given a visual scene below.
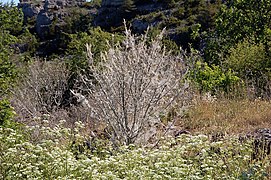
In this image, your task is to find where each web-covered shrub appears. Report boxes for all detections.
[84,27,190,145]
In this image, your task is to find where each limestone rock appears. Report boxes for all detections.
[18,0,86,39]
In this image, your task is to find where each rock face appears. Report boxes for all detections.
[18,2,42,19]
[18,0,86,40]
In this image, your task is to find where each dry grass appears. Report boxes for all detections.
[180,96,271,135]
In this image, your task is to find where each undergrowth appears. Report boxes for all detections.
[0,120,270,179]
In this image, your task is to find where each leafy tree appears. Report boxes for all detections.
[202,0,271,97]
[205,0,271,64]
[217,0,271,44]
[0,3,26,127]
[0,2,23,35]
[225,40,271,97]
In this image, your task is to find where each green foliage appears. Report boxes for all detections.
[0,99,16,127]
[124,0,221,61]
[0,33,17,96]
[0,122,270,179]
[17,29,38,55]
[205,0,271,64]
[225,40,271,97]
[157,0,221,49]
[66,27,123,73]
[217,0,271,44]
[83,0,102,8]
[63,7,93,34]
[0,3,23,35]
[0,4,24,96]
[226,40,268,78]
[0,47,18,96]
[191,61,240,94]
[162,38,180,55]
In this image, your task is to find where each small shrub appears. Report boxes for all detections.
[190,60,240,94]
[12,60,70,120]
[84,27,190,145]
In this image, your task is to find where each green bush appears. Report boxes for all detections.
[0,3,23,36]
[226,40,268,78]
[66,27,123,74]
[225,40,271,97]
[190,61,240,94]
[0,99,16,127]
[0,30,20,96]
[205,0,271,64]
[17,29,38,55]
[0,3,24,96]
[63,7,93,34]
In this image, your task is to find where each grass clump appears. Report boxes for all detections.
[182,97,271,135]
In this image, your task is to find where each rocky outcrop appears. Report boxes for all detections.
[18,1,42,20]
[18,0,86,40]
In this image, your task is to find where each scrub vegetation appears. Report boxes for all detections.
[1,0,271,179]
